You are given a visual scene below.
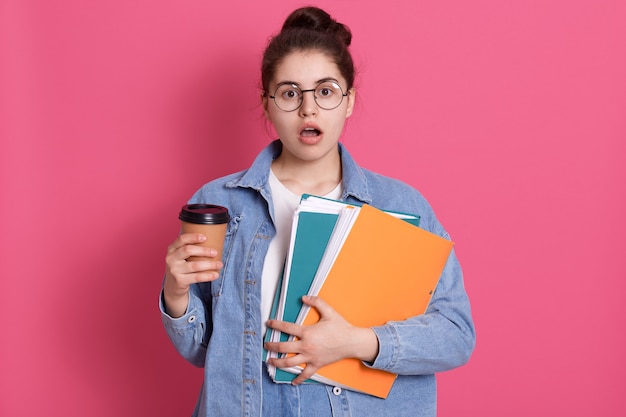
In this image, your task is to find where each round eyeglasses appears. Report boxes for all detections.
[268,80,348,112]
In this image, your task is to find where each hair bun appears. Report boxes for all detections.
[262,6,356,91]
[281,7,352,47]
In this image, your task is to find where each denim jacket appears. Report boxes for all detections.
[160,140,475,417]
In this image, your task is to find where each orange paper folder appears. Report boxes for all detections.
[301,204,454,398]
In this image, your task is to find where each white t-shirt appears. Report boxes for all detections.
[261,170,342,336]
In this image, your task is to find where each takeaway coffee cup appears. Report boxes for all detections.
[179,204,230,263]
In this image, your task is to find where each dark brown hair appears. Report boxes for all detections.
[261,7,355,93]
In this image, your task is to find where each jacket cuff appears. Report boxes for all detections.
[368,325,399,371]
[159,290,202,330]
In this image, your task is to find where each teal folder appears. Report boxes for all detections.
[279,212,338,337]
[266,211,338,383]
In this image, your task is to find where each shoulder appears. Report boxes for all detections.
[190,170,242,196]
[360,167,428,210]
[362,168,420,198]
[185,142,278,221]
[360,168,448,238]
[188,169,254,209]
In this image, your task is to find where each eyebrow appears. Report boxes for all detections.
[275,77,341,88]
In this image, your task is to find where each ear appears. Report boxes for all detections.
[261,92,271,120]
[345,88,356,118]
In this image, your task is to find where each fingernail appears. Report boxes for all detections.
[198,234,207,241]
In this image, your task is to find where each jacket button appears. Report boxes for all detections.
[332,386,342,396]
[187,315,196,323]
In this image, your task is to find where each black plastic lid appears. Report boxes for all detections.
[179,204,230,224]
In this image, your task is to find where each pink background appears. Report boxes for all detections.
[1,0,625,415]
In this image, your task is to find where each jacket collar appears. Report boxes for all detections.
[228,140,372,204]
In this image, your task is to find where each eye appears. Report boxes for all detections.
[318,87,333,97]
[276,84,301,101]
[316,81,341,98]
[283,89,299,99]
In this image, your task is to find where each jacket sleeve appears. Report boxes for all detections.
[159,283,210,368]
[369,246,475,375]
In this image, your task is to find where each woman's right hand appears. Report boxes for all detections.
[163,233,223,318]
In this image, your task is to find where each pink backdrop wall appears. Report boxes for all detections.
[1,0,625,415]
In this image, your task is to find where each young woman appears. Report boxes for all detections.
[161,7,475,417]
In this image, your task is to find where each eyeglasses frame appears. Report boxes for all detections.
[267,80,349,112]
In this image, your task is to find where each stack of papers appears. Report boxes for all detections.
[264,195,453,398]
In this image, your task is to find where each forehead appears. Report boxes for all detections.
[271,50,344,87]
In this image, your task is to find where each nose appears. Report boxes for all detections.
[298,89,318,116]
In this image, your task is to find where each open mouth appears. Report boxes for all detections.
[300,127,321,137]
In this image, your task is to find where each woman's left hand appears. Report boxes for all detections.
[264,295,379,385]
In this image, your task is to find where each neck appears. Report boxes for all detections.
[271,150,342,197]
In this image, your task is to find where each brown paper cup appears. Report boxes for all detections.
[179,204,230,265]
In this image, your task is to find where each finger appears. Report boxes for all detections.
[174,271,221,288]
[189,270,221,283]
[266,320,302,338]
[302,295,336,319]
[166,258,222,287]
[172,244,218,262]
[292,364,319,385]
[167,233,207,253]
[268,352,306,370]
[264,340,300,355]
[184,259,223,274]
